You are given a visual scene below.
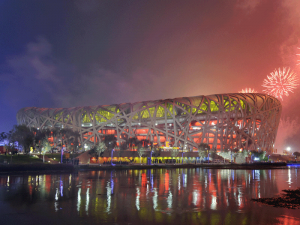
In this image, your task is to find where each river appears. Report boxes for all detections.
[1,167,300,225]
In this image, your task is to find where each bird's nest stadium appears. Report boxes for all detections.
[17,93,281,152]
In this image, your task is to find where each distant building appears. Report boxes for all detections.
[17,93,281,152]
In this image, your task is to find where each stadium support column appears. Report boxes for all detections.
[164,104,168,144]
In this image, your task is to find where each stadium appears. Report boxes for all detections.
[17,93,281,153]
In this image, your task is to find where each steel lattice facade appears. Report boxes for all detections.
[17,93,281,151]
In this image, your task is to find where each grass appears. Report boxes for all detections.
[0,154,43,164]
[45,153,81,162]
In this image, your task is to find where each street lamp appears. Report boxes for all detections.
[287,147,291,151]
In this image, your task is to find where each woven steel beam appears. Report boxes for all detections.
[16,93,282,151]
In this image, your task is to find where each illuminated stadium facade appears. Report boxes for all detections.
[17,93,281,152]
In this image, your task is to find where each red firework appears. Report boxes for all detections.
[262,67,299,100]
[239,88,257,93]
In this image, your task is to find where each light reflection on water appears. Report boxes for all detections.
[288,167,292,188]
[0,168,300,225]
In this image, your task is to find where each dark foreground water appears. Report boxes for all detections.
[1,167,300,225]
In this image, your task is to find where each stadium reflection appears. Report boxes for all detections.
[0,168,300,224]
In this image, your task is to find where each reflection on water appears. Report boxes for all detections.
[77,187,81,212]
[288,168,292,188]
[1,168,300,225]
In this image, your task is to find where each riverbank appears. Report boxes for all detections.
[78,162,288,171]
[0,163,74,174]
[0,162,289,174]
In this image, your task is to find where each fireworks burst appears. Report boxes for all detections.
[297,47,300,66]
[239,88,257,93]
[262,67,299,100]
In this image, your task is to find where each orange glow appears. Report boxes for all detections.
[136,129,149,134]
[48,137,53,142]
[90,157,97,163]
[159,174,164,195]
[165,172,169,192]
[106,130,116,134]
[277,216,300,225]
[45,175,51,194]
[141,173,147,187]
[137,136,146,141]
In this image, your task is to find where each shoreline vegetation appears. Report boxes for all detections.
[0,162,289,174]
[252,188,300,209]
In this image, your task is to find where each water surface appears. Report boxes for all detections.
[1,167,300,225]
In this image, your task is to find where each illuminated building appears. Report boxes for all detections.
[17,93,281,151]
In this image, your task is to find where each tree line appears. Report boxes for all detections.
[0,125,80,154]
[0,125,267,162]
[90,135,154,164]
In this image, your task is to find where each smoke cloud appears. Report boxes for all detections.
[274,117,300,153]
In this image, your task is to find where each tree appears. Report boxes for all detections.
[0,132,8,155]
[144,140,153,165]
[103,134,117,165]
[198,143,210,151]
[8,125,34,154]
[33,128,48,154]
[293,152,300,158]
[0,132,8,143]
[119,141,128,151]
[128,138,154,164]
[65,129,80,153]
[250,150,266,161]
[242,150,249,158]
[198,150,207,163]
[104,134,117,150]
[210,147,217,161]
[142,139,153,149]
[136,140,145,164]
[231,148,240,163]
[128,137,138,149]
[40,139,51,162]
[170,148,179,164]
[95,142,106,158]
[53,128,81,153]
[32,128,52,162]
[133,139,154,164]
[153,146,161,157]
[127,137,143,163]
[198,143,210,162]
[51,127,61,149]
[58,128,69,150]
[90,141,107,163]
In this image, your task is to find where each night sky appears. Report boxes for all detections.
[1,0,300,150]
